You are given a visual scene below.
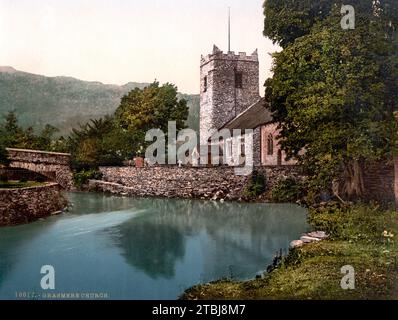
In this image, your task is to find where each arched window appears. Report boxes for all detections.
[267,134,274,156]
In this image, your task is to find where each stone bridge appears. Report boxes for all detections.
[6,148,73,189]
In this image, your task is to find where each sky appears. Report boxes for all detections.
[0,0,279,94]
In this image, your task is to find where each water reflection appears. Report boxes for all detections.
[107,198,308,281]
[111,218,185,279]
[0,193,308,300]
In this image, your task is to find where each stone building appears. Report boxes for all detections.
[199,45,260,145]
[199,45,296,167]
[198,45,398,203]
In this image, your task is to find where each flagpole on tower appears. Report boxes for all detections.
[228,7,231,52]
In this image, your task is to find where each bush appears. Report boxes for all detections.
[244,171,266,199]
[308,203,395,243]
[271,178,305,203]
[73,169,103,188]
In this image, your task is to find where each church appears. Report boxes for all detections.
[199,45,296,167]
[196,45,398,203]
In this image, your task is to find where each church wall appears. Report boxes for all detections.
[260,123,297,166]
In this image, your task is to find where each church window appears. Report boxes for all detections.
[203,76,208,92]
[235,72,243,89]
[267,134,274,156]
[240,136,245,157]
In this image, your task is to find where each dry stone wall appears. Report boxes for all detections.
[91,166,304,201]
[0,183,67,226]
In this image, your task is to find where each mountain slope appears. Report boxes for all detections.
[0,67,199,135]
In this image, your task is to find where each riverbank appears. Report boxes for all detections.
[0,182,67,226]
[182,203,398,300]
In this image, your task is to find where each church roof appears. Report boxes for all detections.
[219,98,273,130]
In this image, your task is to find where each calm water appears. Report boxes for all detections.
[0,192,308,300]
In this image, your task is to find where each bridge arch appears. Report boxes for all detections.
[6,148,73,189]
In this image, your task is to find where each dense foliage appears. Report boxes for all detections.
[264,0,398,200]
[67,116,131,170]
[73,169,103,188]
[0,81,189,180]
[244,171,266,199]
[271,178,305,203]
[0,111,67,155]
[115,81,189,141]
[68,81,189,170]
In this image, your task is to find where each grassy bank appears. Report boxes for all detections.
[182,204,398,300]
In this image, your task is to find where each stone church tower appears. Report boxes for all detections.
[199,45,260,145]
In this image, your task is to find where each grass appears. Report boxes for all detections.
[0,181,46,189]
[181,203,398,300]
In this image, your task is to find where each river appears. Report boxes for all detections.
[0,192,308,300]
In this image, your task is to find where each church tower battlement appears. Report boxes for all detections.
[199,45,260,144]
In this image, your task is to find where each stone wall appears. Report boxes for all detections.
[6,148,73,189]
[92,163,398,203]
[363,161,396,202]
[259,123,297,166]
[91,166,303,201]
[6,148,71,165]
[0,183,67,226]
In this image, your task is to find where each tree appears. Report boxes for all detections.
[264,1,398,200]
[0,111,24,147]
[263,1,397,48]
[67,82,189,170]
[37,124,60,150]
[0,111,62,151]
[115,81,189,146]
[68,116,132,169]
[263,0,335,48]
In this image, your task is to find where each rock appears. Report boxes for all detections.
[307,231,328,240]
[300,235,321,243]
[290,240,304,249]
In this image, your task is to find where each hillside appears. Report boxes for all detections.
[0,67,199,135]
